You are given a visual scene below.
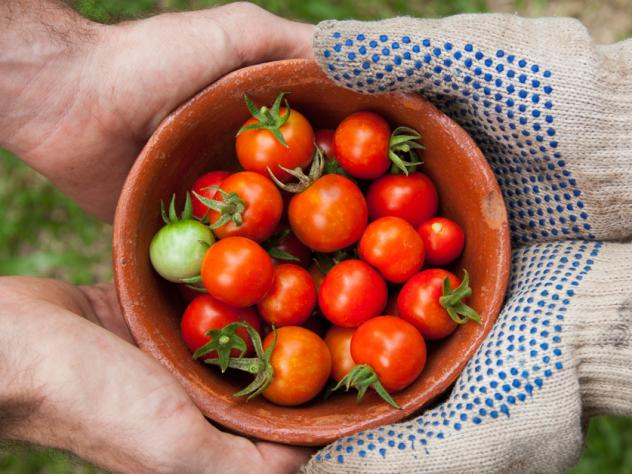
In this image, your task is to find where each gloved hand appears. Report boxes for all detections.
[304,14,632,473]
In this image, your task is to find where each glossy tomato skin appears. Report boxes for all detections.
[262,327,332,406]
[351,316,426,392]
[201,237,274,307]
[319,260,387,327]
[236,107,315,183]
[418,217,465,266]
[358,216,425,283]
[334,112,391,179]
[315,129,335,159]
[366,172,439,227]
[289,174,368,253]
[397,269,461,340]
[209,171,282,242]
[191,171,230,220]
[257,264,317,327]
[324,326,356,382]
[181,294,261,360]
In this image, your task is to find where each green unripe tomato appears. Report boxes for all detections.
[149,219,214,282]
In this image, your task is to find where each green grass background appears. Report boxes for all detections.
[2,0,632,472]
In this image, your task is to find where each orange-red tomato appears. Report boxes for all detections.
[334,112,391,179]
[397,268,461,340]
[289,174,368,253]
[324,326,356,382]
[257,264,317,327]
[181,294,261,360]
[358,216,425,283]
[366,172,438,227]
[209,172,282,242]
[319,260,387,327]
[418,217,465,266]
[262,327,332,406]
[201,237,273,307]
[351,316,426,392]
[236,107,315,182]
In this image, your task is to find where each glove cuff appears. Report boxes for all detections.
[569,242,632,417]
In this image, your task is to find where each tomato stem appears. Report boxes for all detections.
[192,187,246,230]
[331,364,401,409]
[388,126,425,175]
[193,321,249,373]
[438,270,482,324]
[202,322,277,400]
[237,93,291,148]
[267,147,325,193]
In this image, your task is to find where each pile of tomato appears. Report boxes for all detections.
[149,93,480,408]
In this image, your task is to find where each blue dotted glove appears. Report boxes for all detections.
[304,14,632,473]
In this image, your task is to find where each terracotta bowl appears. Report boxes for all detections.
[113,59,510,446]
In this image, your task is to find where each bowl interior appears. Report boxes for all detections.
[113,59,510,445]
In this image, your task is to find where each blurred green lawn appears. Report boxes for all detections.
[2,0,631,472]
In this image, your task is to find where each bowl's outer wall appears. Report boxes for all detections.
[113,59,510,445]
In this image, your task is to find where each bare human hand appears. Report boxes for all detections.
[0,2,315,472]
[0,277,310,473]
[0,1,314,222]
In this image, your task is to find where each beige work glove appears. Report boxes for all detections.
[303,14,632,473]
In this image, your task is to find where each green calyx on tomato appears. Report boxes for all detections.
[193,321,248,373]
[331,364,401,409]
[237,92,291,148]
[203,322,277,400]
[161,191,194,224]
[439,270,482,324]
[388,126,425,175]
[263,228,300,263]
[267,146,324,193]
[193,187,246,230]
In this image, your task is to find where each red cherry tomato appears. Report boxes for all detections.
[319,259,387,327]
[334,112,391,179]
[366,172,439,227]
[262,327,332,405]
[315,129,335,159]
[190,171,230,220]
[397,268,462,340]
[351,316,426,392]
[418,217,465,266]
[181,294,261,360]
[201,237,273,307]
[289,174,368,253]
[358,216,425,283]
[236,106,315,183]
[257,264,317,327]
[324,326,356,382]
[208,172,282,243]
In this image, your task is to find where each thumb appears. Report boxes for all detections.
[210,2,315,66]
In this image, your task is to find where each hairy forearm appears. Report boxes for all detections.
[0,0,100,155]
